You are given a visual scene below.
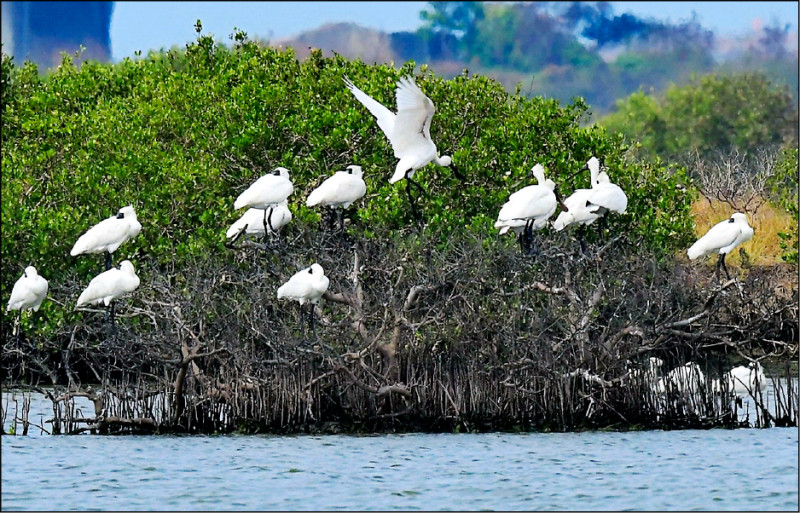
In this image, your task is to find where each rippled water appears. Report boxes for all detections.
[1,427,796,510]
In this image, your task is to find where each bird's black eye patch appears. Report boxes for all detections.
[117,212,125,219]
[273,169,281,175]
[308,268,313,274]
[729,218,735,223]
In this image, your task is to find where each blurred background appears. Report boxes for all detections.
[1,1,797,115]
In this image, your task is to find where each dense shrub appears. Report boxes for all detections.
[600,72,798,163]
[2,29,696,340]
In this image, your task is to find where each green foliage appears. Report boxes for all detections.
[770,147,799,264]
[419,1,483,39]
[601,72,799,163]
[1,28,696,339]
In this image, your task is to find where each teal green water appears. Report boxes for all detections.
[2,428,797,510]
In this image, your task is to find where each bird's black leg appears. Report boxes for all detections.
[596,215,605,239]
[714,254,723,283]
[406,179,423,225]
[105,252,112,271]
[522,220,532,254]
[407,176,429,198]
[110,302,118,341]
[262,207,276,246]
[326,208,336,231]
[529,227,540,257]
[264,208,272,246]
[309,303,316,336]
[578,225,589,256]
[720,253,731,280]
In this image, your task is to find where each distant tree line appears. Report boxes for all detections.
[385,1,797,114]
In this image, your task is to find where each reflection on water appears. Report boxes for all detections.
[1,392,798,511]
[4,379,796,437]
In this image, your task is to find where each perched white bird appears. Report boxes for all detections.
[306,164,368,231]
[234,167,294,211]
[277,263,329,306]
[494,164,557,253]
[585,158,627,216]
[7,266,49,313]
[76,260,140,308]
[687,212,754,280]
[552,187,601,232]
[713,361,768,395]
[277,263,330,334]
[343,75,459,221]
[71,205,142,270]
[226,202,292,241]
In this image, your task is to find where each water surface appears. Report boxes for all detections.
[2,428,797,511]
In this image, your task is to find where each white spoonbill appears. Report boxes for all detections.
[7,266,49,314]
[552,188,601,232]
[71,205,142,270]
[714,361,768,396]
[277,263,330,335]
[76,259,141,335]
[306,164,367,231]
[586,157,628,217]
[77,260,140,308]
[687,212,754,281]
[7,266,49,338]
[343,75,460,222]
[226,202,292,246]
[494,164,557,254]
[234,167,294,234]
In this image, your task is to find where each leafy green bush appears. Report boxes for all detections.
[600,72,798,163]
[2,28,696,337]
[771,147,799,264]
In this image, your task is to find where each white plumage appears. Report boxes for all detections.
[687,212,754,261]
[306,165,367,209]
[552,187,601,231]
[7,266,49,312]
[70,205,142,257]
[76,260,140,307]
[226,202,292,239]
[654,362,705,395]
[234,167,294,211]
[585,157,627,216]
[343,75,455,184]
[277,263,329,306]
[494,164,557,235]
[714,362,768,395]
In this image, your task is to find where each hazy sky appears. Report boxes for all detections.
[109,1,799,62]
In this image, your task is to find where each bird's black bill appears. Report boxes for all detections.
[451,164,465,181]
[567,165,589,181]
